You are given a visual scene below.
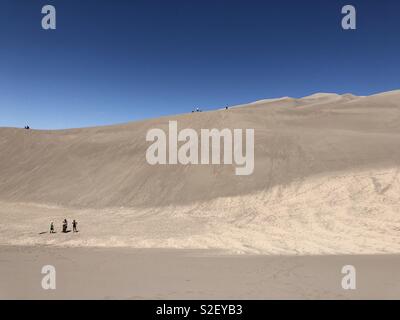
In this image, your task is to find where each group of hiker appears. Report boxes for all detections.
[192,106,229,113]
[24,125,30,130]
[50,219,78,234]
[192,107,202,113]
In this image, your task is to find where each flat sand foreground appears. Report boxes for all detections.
[1,246,399,299]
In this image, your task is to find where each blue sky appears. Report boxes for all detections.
[1,0,400,129]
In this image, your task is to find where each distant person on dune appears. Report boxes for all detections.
[73,220,78,233]
[50,222,55,234]
[62,219,68,233]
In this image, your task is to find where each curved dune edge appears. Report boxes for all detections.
[2,167,400,255]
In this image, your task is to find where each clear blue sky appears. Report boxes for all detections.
[1,0,399,129]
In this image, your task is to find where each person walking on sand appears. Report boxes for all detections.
[50,222,55,234]
[62,219,68,233]
[72,220,78,233]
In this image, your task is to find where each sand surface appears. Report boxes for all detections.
[1,91,400,299]
[2,90,400,210]
[1,91,400,254]
[1,246,399,299]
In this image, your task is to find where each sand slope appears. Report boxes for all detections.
[1,90,400,254]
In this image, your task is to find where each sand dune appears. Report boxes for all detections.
[1,90,400,254]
